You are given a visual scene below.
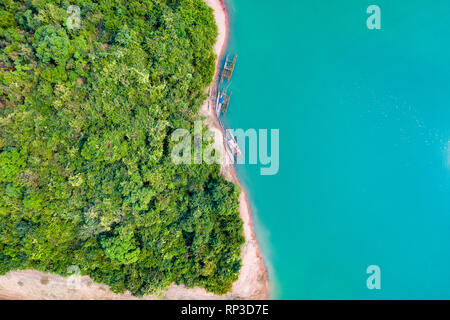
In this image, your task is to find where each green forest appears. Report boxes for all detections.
[0,0,244,295]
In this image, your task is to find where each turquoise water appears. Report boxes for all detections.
[223,0,450,299]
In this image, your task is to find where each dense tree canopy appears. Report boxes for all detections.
[0,0,244,295]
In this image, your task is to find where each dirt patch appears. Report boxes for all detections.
[40,277,49,285]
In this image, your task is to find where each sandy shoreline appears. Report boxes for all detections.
[197,0,269,299]
[0,0,269,300]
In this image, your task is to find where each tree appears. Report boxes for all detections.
[34,25,70,66]
[100,229,141,265]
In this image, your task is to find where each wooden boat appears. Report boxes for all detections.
[215,88,231,117]
[225,129,242,159]
[222,54,237,81]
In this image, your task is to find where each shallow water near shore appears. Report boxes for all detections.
[224,0,450,299]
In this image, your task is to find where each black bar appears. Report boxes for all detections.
[0,300,448,319]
